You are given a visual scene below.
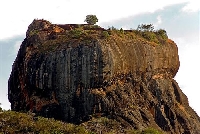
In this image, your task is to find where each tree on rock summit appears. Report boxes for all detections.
[84,15,98,25]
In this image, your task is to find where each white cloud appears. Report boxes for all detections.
[0,0,197,40]
[157,16,162,24]
[182,0,200,12]
[14,41,21,55]
[154,15,162,28]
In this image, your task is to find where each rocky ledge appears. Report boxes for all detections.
[8,19,200,133]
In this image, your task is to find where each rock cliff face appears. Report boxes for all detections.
[8,19,200,133]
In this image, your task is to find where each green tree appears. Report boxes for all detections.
[85,15,98,25]
[156,29,168,39]
[137,24,154,32]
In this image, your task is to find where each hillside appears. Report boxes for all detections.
[7,19,200,133]
[0,108,163,133]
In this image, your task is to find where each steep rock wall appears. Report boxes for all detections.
[8,20,200,133]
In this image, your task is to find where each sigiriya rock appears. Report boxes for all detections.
[8,19,200,133]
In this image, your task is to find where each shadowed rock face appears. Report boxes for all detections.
[8,19,200,133]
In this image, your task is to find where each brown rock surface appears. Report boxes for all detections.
[8,19,200,133]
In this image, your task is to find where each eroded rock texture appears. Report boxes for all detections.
[8,19,200,133]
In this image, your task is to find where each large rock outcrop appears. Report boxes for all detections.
[8,19,200,133]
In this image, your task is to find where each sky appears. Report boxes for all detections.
[0,0,199,115]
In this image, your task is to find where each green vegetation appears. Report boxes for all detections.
[101,31,110,38]
[141,128,162,134]
[135,24,168,44]
[154,29,168,44]
[0,104,163,134]
[0,110,89,134]
[108,26,118,30]
[68,27,86,38]
[85,15,98,25]
[29,29,40,36]
[28,22,170,55]
[27,20,169,51]
[127,128,162,134]
[137,24,154,32]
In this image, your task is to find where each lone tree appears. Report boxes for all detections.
[85,15,98,25]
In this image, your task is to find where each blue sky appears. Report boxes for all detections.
[0,0,199,115]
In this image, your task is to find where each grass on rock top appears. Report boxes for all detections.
[28,24,168,54]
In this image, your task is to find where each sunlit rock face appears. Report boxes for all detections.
[8,19,200,133]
